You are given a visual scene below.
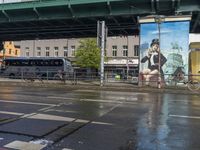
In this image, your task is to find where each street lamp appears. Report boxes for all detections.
[154,15,165,89]
[126,35,129,80]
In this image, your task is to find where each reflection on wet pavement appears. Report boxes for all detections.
[0,87,199,150]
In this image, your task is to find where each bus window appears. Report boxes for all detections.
[59,60,63,66]
[44,60,49,66]
[54,60,59,66]
[21,60,29,66]
[29,60,35,66]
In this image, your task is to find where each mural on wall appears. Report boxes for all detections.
[139,21,190,86]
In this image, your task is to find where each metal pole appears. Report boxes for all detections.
[33,40,35,57]
[157,21,161,89]
[2,43,5,61]
[126,36,129,80]
[100,21,105,86]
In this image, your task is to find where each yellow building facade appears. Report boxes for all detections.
[0,41,20,58]
[189,42,200,80]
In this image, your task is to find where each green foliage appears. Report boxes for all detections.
[75,38,100,69]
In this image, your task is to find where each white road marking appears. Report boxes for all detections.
[169,114,200,119]
[44,109,77,113]
[0,111,24,116]
[30,139,53,145]
[80,98,137,104]
[21,113,37,118]
[80,98,123,103]
[28,114,75,122]
[92,121,113,125]
[0,99,56,106]
[4,140,46,150]
[47,96,75,100]
[75,119,89,123]
[38,105,57,112]
[63,148,73,150]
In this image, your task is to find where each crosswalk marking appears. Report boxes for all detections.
[4,140,46,150]
[28,113,75,122]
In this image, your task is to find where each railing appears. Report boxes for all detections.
[0,70,199,91]
[139,72,200,91]
[0,70,138,84]
[0,0,37,4]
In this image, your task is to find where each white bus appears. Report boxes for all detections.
[1,57,73,79]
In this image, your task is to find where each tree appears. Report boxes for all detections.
[75,38,101,69]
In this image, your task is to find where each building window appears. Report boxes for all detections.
[37,51,41,57]
[25,47,29,50]
[9,49,12,54]
[55,51,59,57]
[63,46,68,51]
[46,51,50,57]
[63,46,68,57]
[15,50,18,55]
[64,51,68,57]
[36,47,41,57]
[112,45,117,57]
[123,45,128,57]
[15,45,20,49]
[36,47,41,50]
[54,47,59,51]
[71,45,75,56]
[134,45,139,56]
[25,51,29,57]
[46,47,50,50]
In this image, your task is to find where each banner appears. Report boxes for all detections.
[139,17,190,86]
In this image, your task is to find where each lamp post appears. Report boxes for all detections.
[126,35,129,80]
[154,16,165,89]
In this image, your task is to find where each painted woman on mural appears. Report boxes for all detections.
[141,39,167,85]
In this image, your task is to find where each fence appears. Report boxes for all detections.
[0,70,200,90]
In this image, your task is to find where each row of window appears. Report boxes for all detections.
[24,45,139,57]
[112,45,139,57]
[5,59,64,67]
[25,50,75,57]
[25,46,75,51]
[8,49,18,55]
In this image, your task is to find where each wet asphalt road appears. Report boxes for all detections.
[0,85,199,150]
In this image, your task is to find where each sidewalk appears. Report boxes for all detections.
[0,77,199,95]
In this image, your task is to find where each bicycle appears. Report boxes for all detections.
[53,71,76,84]
[23,72,43,83]
[170,72,200,92]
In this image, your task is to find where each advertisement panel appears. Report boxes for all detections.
[139,18,190,87]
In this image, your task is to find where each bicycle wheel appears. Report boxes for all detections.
[187,80,200,91]
[53,74,62,81]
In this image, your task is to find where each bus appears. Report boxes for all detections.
[189,42,200,80]
[1,57,73,79]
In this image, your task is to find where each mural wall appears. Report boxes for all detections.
[139,21,190,86]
